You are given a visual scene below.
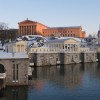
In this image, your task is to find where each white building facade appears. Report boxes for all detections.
[44,38,80,53]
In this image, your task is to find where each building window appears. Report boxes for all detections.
[73,34,75,37]
[16,64,18,81]
[12,64,19,82]
[56,57,59,61]
[13,64,15,82]
[12,89,18,100]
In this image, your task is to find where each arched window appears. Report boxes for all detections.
[0,64,6,73]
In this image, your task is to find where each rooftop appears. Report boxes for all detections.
[44,26,82,30]
[0,51,28,59]
[18,19,36,24]
[45,37,80,43]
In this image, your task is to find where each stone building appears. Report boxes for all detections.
[18,19,86,38]
[30,47,50,53]
[0,58,29,86]
[5,41,28,53]
[98,27,100,44]
[18,19,48,36]
[43,26,86,38]
[44,38,80,53]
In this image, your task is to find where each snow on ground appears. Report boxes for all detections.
[0,51,28,59]
[0,44,3,49]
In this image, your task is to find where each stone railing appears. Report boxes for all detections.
[0,73,6,79]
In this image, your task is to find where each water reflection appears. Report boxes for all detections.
[0,86,28,100]
[32,64,84,89]
[0,63,100,100]
[28,63,100,100]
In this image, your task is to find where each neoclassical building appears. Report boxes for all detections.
[18,19,86,38]
[44,38,80,52]
[43,26,86,38]
[18,19,48,36]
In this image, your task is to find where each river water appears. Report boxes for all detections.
[1,63,100,100]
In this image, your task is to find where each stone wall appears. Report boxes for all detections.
[80,53,97,63]
[30,52,98,67]
[64,53,80,64]
[97,52,100,62]
[30,53,81,66]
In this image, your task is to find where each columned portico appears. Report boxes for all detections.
[44,38,80,53]
[18,19,48,36]
[64,44,78,52]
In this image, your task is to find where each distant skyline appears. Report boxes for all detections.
[0,0,100,36]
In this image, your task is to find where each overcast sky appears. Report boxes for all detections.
[0,0,100,36]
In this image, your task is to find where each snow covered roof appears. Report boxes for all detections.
[45,37,86,43]
[0,44,2,49]
[0,51,28,59]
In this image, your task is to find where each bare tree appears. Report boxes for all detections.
[0,22,9,42]
[0,22,8,30]
[0,22,18,42]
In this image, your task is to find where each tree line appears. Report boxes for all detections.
[0,22,18,42]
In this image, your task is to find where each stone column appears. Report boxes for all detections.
[23,26,25,35]
[69,44,71,52]
[67,44,69,52]
[30,26,32,34]
[22,26,23,35]
[19,26,21,36]
[75,44,77,51]
[30,26,31,35]
[32,26,33,35]
[74,44,75,51]
[27,26,29,35]
[66,44,68,51]
[29,26,30,34]
[76,44,78,51]
[19,45,21,52]
[72,44,74,52]
[20,26,22,36]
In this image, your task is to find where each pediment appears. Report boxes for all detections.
[64,39,79,43]
[18,19,36,24]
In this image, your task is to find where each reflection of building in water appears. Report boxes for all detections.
[83,63,100,83]
[84,62,100,79]
[84,63,98,74]
[32,64,84,89]
[0,86,5,100]
[96,62,100,78]
[5,86,28,100]
[64,64,83,89]
[0,80,5,90]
